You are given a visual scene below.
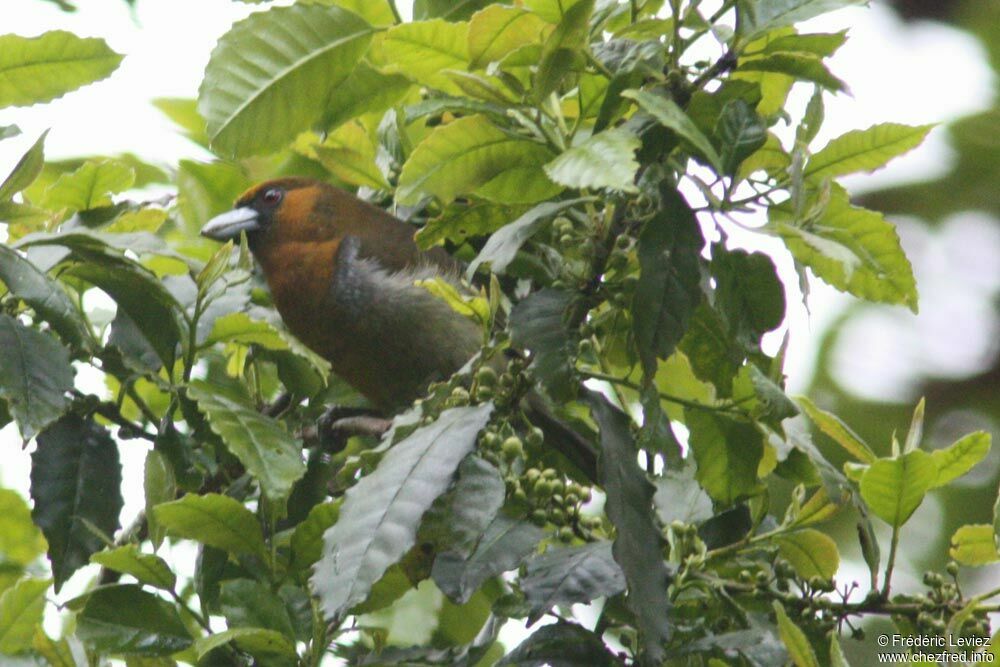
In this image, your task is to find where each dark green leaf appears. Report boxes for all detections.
[31,415,122,591]
[686,410,764,506]
[510,289,576,398]
[91,546,175,591]
[633,187,703,375]
[0,131,48,201]
[715,99,767,175]
[521,541,625,624]
[152,494,266,559]
[0,245,89,350]
[534,0,594,101]
[623,89,724,170]
[193,627,297,663]
[0,578,51,654]
[738,53,846,91]
[219,579,295,637]
[498,621,619,667]
[588,392,671,660]
[186,381,305,506]
[312,404,493,620]
[0,32,122,107]
[678,304,742,396]
[432,514,544,604]
[468,199,585,275]
[438,456,506,557]
[290,501,341,571]
[712,246,785,350]
[77,585,191,656]
[199,4,374,156]
[143,450,176,551]
[413,0,493,20]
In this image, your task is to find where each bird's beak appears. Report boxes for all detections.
[200,207,261,241]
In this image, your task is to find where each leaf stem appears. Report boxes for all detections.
[881,524,901,599]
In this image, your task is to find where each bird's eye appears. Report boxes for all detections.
[262,188,283,206]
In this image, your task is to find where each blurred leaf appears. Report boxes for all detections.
[653,464,714,525]
[0,125,20,141]
[738,0,866,39]
[144,450,176,551]
[679,304,743,397]
[755,31,849,57]
[775,529,839,579]
[199,4,373,157]
[772,601,819,667]
[0,490,47,566]
[416,201,527,249]
[930,431,991,488]
[712,246,785,349]
[0,315,73,439]
[468,199,584,275]
[544,127,640,192]
[859,450,937,527]
[0,577,51,654]
[588,392,671,661]
[105,209,168,234]
[715,99,767,175]
[623,89,724,170]
[193,627,297,663]
[290,501,341,571]
[0,131,48,201]
[520,541,625,624]
[773,185,918,311]
[176,160,252,232]
[206,312,330,381]
[498,621,619,666]
[312,0,395,25]
[468,5,551,68]
[0,245,90,350]
[152,98,209,147]
[737,53,846,91]
[77,585,192,656]
[534,0,593,101]
[436,456,505,558]
[307,122,389,189]
[510,289,576,398]
[42,159,134,212]
[805,123,933,181]
[31,627,75,667]
[949,524,1000,566]
[397,115,560,205]
[91,546,176,591]
[381,19,469,94]
[219,579,295,636]
[152,494,266,559]
[686,409,764,506]
[31,415,122,591]
[320,62,412,130]
[312,404,492,620]
[0,32,122,107]
[633,187,703,376]
[433,514,544,604]
[796,396,876,463]
[186,381,305,506]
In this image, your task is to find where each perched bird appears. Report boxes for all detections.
[201,177,597,478]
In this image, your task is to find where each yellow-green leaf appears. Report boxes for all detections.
[0,578,51,654]
[859,450,937,527]
[380,19,469,94]
[931,431,991,488]
[775,529,840,579]
[42,159,135,212]
[773,601,819,667]
[949,524,1000,566]
[468,5,551,68]
[806,123,934,181]
[796,396,876,463]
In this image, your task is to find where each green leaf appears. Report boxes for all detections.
[31,415,122,592]
[416,201,528,248]
[312,0,395,26]
[653,464,714,525]
[436,456,505,558]
[0,131,48,201]
[219,579,295,637]
[42,159,135,212]
[510,289,577,399]
[467,199,584,275]
[632,187,703,375]
[774,529,839,579]
[930,431,991,488]
[143,450,175,551]
[795,396,876,463]
[859,450,937,527]
[520,541,625,624]
[319,61,412,131]
[413,0,493,20]
[588,393,672,661]
[738,0,866,39]
[397,115,559,205]
[192,627,297,662]
[544,128,640,191]
[152,493,266,559]
[0,245,90,350]
[152,98,209,147]
[0,125,20,141]
[805,123,934,181]
[686,409,764,506]
[0,31,122,107]
[738,53,846,91]
[381,19,469,94]
[498,621,619,667]
[0,490,46,566]
[712,246,785,349]
[176,160,252,233]
[432,514,544,604]
[949,524,1000,566]
[715,99,768,176]
[534,0,594,101]
[755,31,849,58]
[290,501,341,571]
[206,312,330,381]
[198,3,373,157]
[77,585,192,656]
[773,185,918,311]
[0,578,50,654]
[772,601,819,667]
[90,546,175,591]
[678,304,742,397]
[186,381,305,506]
[468,5,551,68]
[312,404,492,621]
[0,315,73,439]
[308,122,389,189]
[622,89,724,171]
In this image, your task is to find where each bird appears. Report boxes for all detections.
[201,177,597,479]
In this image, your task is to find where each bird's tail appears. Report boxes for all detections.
[524,391,599,483]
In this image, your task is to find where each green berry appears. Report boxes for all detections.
[530,509,548,526]
[502,436,524,461]
[526,427,544,447]
[558,527,574,543]
[476,366,498,386]
[615,234,631,250]
[524,468,541,485]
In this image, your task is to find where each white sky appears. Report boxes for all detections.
[0,0,997,657]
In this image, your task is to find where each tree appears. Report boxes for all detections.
[0,0,995,665]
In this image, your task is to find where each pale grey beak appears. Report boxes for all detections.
[200,207,260,241]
